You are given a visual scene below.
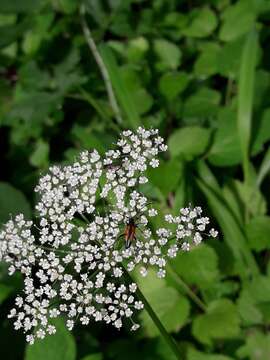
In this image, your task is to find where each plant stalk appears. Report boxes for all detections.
[79,4,123,125]
[167,263,207,312]
[122,267,182,360]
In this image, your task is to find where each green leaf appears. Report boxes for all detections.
[127,37,149,62]
[53,0,78,14]
[237,330,270,359]
[187,348,234,360]
[0,182,31,223]
[208,108,242,167]
[159,71,189,100]
[209,106,270,167]
[252,108,270,155]
[183,8,217,38]
[0,0,44,13]
[246,275,270,303]
[22,13,54,55]
[137,270,190,337]
[237,290,263,325]
[219,1,256,41]
[172,244,220,289]
[168,126,211,159]
[25,318,76,360]
[194,43,220,78]
[120,67,153,115]
[147,159,183,197]
[237,30,258,183]
[29,140,49,168]
[234,180,266,217]
[257,146,270,187]
[183,88,221,118]
[196,167,259,277]
[192,299,240,345]
[217,38,244,78]
[154,39,182,70]
[99,44,141,129]
[0,18,32,49]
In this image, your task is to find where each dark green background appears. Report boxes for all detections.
[1,0,270,359]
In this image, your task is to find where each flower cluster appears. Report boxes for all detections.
[0,127,217,343]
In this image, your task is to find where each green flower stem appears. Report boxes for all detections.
[80,4,123,125]
[122,267,182,360]
[167,263,207,312]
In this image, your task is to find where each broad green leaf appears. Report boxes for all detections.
[209,106,270,166]
[159,71,189,100]
[183,88,221,118]
[208,108,242,166]
[237,330,270,359]
[25,318,76,360]
[99,44,141,128]
[192,299,240,345]
[147,159,183,197]
[203,280,239,303]
[187,348,233,360]
[194,43,220,78]
[246,216,270,251]
[154,39,182,70]
[119,67,153,115]
[237,290,263,325]
[246,275,270,303]
[29,140,49,168]
[236,274,270,325]
[168,126,211,159]
[237,30,258,183]
[183,8,217,38]
[137,270,190,337]
[127,37,149,62]
[217,38,243,78]
[219,1,256,41]
[171,244,220,289]
[0,182,31,223]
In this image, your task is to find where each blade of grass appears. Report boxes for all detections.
[99,44,141,129]
[196,178,259,277]
[237,30,258,186]
[196,161,259,277]
[256,146,270,188]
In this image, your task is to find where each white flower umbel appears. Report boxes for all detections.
[0,128,217,343]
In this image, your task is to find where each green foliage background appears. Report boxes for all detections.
[1,0,270,359]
